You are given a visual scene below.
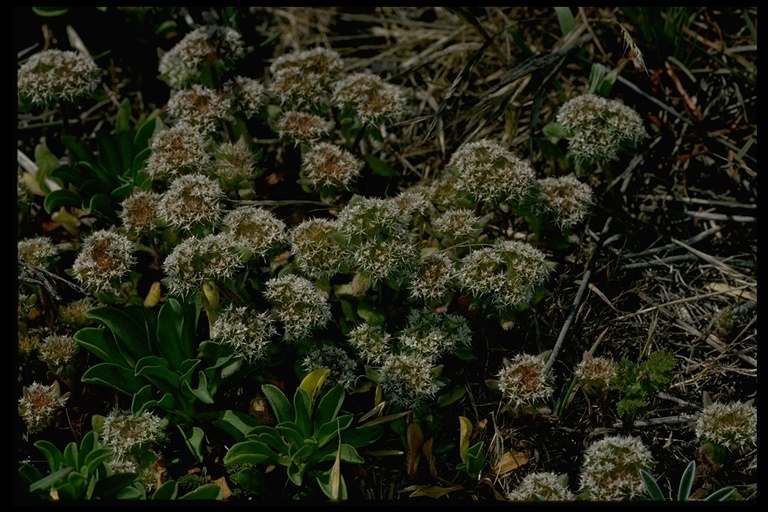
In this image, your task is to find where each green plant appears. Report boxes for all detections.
[456,416,485,482]
[640,460,736,501]
[150,477,223,500]
[18,430,144,500]
[223,369,384,500]
[612,350,676,426]
[73,294,253,461]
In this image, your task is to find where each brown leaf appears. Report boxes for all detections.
[495,450,529,476]
[408,485,464,498]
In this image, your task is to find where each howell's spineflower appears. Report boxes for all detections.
[302,345,359,392]
[145,122,212,181]
[18,381,70,434]
[378,352,441,408]
[119,189,161,238]
[579,435,654,501]
[533,175,593,231]
[336,195,408,241]
[497,353,554,410]
[100,409,166,463]
[392,186,435,221]
[18,331,40,358]
[224,76,266,119]
[427,173,472,210]
[301,142,364,191]
[166,84,231,134]
[163,233,242,296]
[431,208,485,247]
[398,307,472,360]
[38,334,79,369]
[159,25,246,89]
[506,471,575,501]
[556,93,646,166]
[458,240,552,312]
[693,400,757,454]
[349,235,420,287]
[17,236,59,268]
[268,65,332,109]
[447,139,537,206]
[269,47,343,80]
[264,274,332,342]
[409,251,457,304]
[57,297,95,327]
[71,229,136,295]
[17,49,102,107]
[332,73,407,126]
[290,218,349,279]
[157,173,223,232]
[574,353,617,397]
[347,322,392,365]
[222,206,288,260]
[275,110,333,145]
[214,137,258,195]
[212,305,277,363]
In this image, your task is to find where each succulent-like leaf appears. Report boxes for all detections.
[178,484,223,500]
[262,384,294,425]
[151,480,178,500]
[293,387,313,438]
[81,362,145,396]
[314,384,344,436]
[223,440,280,467]
[677,460,695,501]
[640,468,665,501]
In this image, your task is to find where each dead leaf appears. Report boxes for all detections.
[495,450,529,476]
[211,476,232,500]
[407,485,464,498]
[704,282,754,300]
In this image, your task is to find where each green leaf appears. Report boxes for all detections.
[293,387,312,438]
[363,154,399,178]
[262,384,293,425]
[74,326,124,365]
[83,448,113,475]
[32,7,71,16]
[131,385,177,416]
[314,384,344,436]
[316,415,354,448]
[76,430,96,470]
[211,410,260,443]
[185,371,215,404]
[43,189,81,214]
[151,480,179,500]
[223,440,280,466]
[247,427,289,453]
[640,468,665,501]
[33,440,64,471]
[81,362,145,395]
[134,356,181,395]
[230,467,268,496]
[677,460,695,501]
[179,425,206,464]
[93,472,140,500]
[275,422,305,448]
[28,467,74,493]
[86,306,151,368]
[96,131,124,182]
[156,297,195,369]
[179,484,223,500]
[134,116,163,154]
[705,486,736,502]
[554,7,576,36]
[62,441,78,469]
[340,425,383,448]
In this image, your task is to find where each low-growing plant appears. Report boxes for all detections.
[640,460,736,501]
[612,350,676,426]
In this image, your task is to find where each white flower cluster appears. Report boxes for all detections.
[578,435,654,501]
[431,208,484,247]
[574,354,617,396]
[264,274,332,341]
[378,352,441,408]
[506,471,575,501]
[212,305,277,363]
[163,233,242,296]
[157,173,223,231]
[38,334,79,368]
[145,122,212,181]
[301,142,364,190]
[302,345,359,392]
[332,73,407,126]
[497,353,554,409]
[17,237,59,268]
[290,218,349,279]
[347,323,392,365]
[166,85,232,134]
[224,76,266,119]
[71,230,136,294]
[18,381,70,434]
[408,251,457,304]
[18,49,102,106]
[694,400,757,453]
[398,307,472,361]
[120,189,161,238]
[222,206,288,259]
[534,175,593,231]
[100,409,165,462]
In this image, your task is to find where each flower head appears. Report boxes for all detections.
[378,352,441,408]
[301,142,364,190]
[507,472,575,501]
[18,381,70,434]
[398,307,472,360]
[213,138,259,194]
[163,233,242,296]
[694,401,757,453]
[534,175,593,231]
[222,206,288,259]
[100,409,166,461]
[264,274,332,342]
[348,323,392,365]
[332,73,407,126]
[269,47,343,79]
[275,110,333,145]
[18,236,59,268]
[302,345,358,392]
[409,251,457,304]
[497,353,554,410]
[38,334,79,369]
[224,76,266,119]
[579,435,654,501]
[431,208,485,247]
[447,139,536,206]
[166,84,231,134]
[145,122,212,181]
[212,305,277,363]
[159,25,246,89]
[574,353,617,396]
[57,298,95,327]
[269,65,332,109]
[120,189,161,238]
[290,217,348,279]
[556,93,646,165]
[18,49,102,106]
[71,229,136,294]
[158,173,223,232]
